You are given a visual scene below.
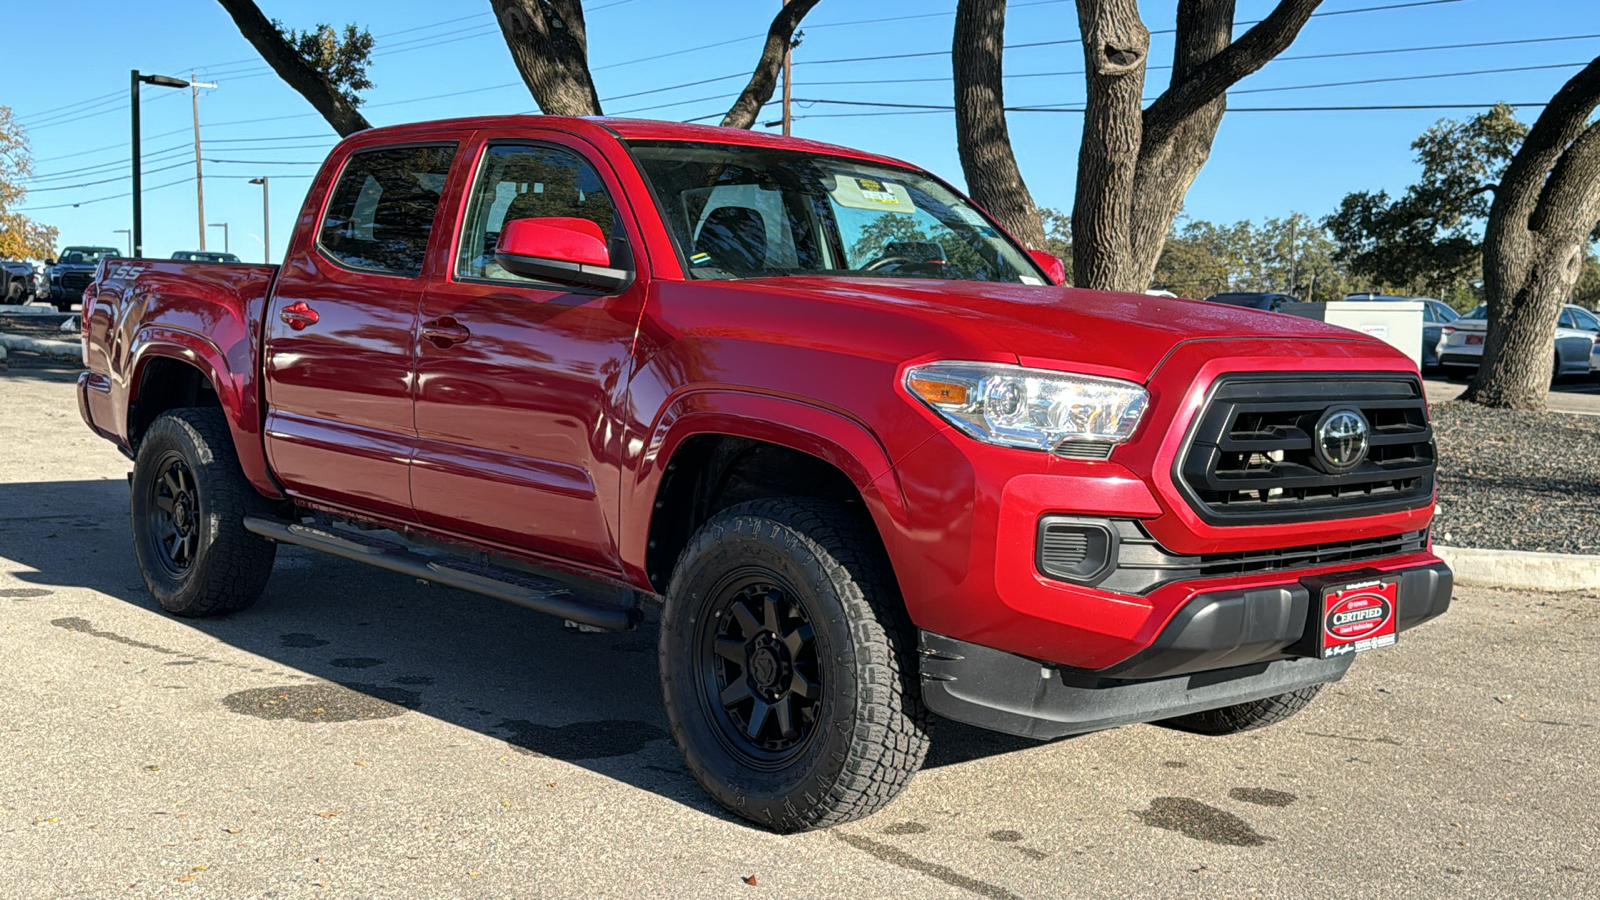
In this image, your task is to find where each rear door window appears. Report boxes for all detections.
[319,144,457,276]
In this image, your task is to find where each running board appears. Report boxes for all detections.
[242,516,640,632]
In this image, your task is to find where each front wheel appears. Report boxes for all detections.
[130,408,277,616]
[658,499,930,832]
[1159,685,1323,735]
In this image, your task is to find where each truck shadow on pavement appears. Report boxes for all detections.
[0,478,1048,827]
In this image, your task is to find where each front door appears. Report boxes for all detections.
[411,138,647,571]
[263,142,458,521]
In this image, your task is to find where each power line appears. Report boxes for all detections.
[794,32,1600,87]
[779,97,1553,118]
[794,0,1470,68]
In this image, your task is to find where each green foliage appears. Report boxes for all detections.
[1574,249,1600,311]
[276,22,375,107]
[1152,213,1351,301]
[1038,207,1072,282]
[1324,103,1529,306]
[0,106,59,260]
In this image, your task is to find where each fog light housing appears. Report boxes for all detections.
[1036,516,1118,585]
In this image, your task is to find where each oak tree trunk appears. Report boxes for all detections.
[1072,0,1149,290]
[214,0,372,136]
[1463,57,1600,410]
[954,0,1048,249]
[1073,0,1320,291]
[492,0,603,116]
[722,0,822,130]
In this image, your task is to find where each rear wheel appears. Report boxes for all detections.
[658,498,930,832]
[1160,685,1323,735]
[130,408,277,616]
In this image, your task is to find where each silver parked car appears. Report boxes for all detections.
[1436,303,1599,381]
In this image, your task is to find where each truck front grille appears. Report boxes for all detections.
[1175,374,1435,525]
[59,271,93,293]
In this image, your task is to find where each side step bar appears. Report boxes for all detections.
[242,516,641,632]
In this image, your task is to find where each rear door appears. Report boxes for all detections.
[263,141,460,520]
[410,134,649,571]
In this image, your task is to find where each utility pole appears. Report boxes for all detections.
[208,222,229,254]
[249,177,270,264]
[781,0,792,136]
[190,73,218,250]
[130,70,188,258]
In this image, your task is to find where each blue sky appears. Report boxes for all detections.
[7,0,1597,263]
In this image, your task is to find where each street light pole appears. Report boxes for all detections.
[130,70,189,258]
[249,177,270,264]
[114,229,131,256]
[208,222,229,254]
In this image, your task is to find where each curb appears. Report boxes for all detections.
[1433,544,1600,593]
[0,332,81,363]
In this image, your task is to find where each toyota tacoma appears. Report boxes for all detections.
[77,116,1450,832]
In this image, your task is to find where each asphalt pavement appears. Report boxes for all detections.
[2,358,1596,899]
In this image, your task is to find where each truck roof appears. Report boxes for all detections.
[338,115,917,171]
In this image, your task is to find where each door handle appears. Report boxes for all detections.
[279,301,319,331]
[422,316,471,348]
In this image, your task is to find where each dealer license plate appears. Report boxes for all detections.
[1465,334,1484,345]
[1317,577,1398,659]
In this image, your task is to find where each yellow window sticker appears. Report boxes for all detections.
[829,174,915,213]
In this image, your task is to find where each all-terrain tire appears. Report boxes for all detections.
[1159,685,1323,736]
[658,498,931,832]
[130,408,277,616]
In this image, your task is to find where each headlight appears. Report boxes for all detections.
[905,362,1148,451]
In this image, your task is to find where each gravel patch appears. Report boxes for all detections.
[1432,400,1600,554]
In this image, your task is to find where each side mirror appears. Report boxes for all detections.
[1026,249,1066,286]
[494,217,633,293]
[44,258,56,267]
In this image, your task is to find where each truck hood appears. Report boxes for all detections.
[737,277,1389,382]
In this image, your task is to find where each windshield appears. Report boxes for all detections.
[60,248,120,265]
[627,141,1046,284]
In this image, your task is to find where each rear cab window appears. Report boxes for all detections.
[318,144,458,276]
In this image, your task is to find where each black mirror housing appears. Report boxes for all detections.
[494,251,634,294]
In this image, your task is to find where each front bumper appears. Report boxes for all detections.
[920,633,1353,740]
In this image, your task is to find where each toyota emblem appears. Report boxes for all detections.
[1314,407,1369,473]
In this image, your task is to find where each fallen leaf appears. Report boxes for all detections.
[742,874,759,886]
[500,801,511,808]
[176,876,196,883]
[354,761,369,767]
[315,811,340,819]
[468,871,482,877]
[545,782,557,788]
[191,866,207,872]
[224,828,241,834]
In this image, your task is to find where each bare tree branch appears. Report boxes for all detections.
[1141,0,1320,147]
[214,0,372,136]
[492,0,603,116]
[722,0,822,129]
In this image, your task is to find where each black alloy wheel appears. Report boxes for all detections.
[146,452,200,576]
[130,408,276,617]
[698,574,822,766]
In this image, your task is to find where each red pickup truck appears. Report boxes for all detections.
[78,116,1450,832]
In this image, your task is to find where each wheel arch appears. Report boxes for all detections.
[632,391,910,595]
[127,333,278,499]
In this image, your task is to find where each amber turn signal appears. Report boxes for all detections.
[908,375,970,406]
